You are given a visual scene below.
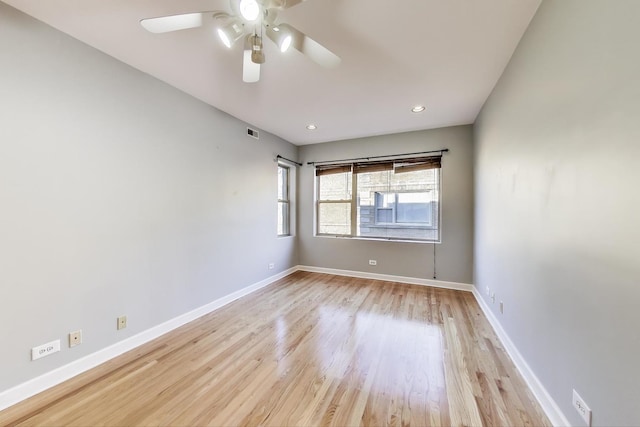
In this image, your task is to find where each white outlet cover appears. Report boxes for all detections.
[32,339,61,361]
[572,389,592,426]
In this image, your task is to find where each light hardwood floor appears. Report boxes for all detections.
[0,271,551,426]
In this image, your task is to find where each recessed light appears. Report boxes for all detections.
[306,124,317,130]
[411,105,426,113]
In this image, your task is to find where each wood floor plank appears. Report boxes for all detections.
[0,272,551,427]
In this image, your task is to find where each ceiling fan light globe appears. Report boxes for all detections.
[280,34,292,52]
[239,0,260,21]
[217,22,244,48]
[217,28,231,48]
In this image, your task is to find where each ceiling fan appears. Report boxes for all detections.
[140,0,341,83]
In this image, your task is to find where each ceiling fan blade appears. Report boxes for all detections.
[243,44,261,83]
[269,23,341,68]
[140,12,205,34]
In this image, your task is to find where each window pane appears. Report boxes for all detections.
[389,169,433,189]
[318,203,351,235]
[278,166,288,200]
[357,169,439,241]
[277,165,290,236]
[319,172,352,200]
[396,192,431,224]
[278,201,289,235]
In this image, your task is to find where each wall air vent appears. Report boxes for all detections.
[247,127,259,139]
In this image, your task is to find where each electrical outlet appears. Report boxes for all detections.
[485,286,490,296]
[491,292,496,303]
[117,315,127,330]
[369,260,377,266]
[69,330,82,347]
[32,339,61,361]
[500,301,504,314]
[268,263,275,270]
[572,389,592,426]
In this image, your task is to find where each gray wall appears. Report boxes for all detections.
[474,1,640,425]
[0,3,297,392]
[299,126,474,284]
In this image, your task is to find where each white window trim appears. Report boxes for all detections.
[277,163,291,237]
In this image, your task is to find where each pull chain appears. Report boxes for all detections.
[433,243,437,280]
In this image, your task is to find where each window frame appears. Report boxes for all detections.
[277,164,291,237]
[314,156,442,243]
[315,169,354,237]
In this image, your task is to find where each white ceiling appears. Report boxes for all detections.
[3,0,541,145]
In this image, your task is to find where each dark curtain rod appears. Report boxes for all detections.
[276,155,303,167]
[307,149,449,166]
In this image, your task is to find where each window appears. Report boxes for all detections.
[315,155,441,242]
[277,164,290,236]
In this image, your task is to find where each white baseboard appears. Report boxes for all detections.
[295,265,474,292]
[0,267,297,412]
[471,288,570,427]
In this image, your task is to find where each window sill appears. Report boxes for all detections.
[365,224,436,230]
[314,234,441,244]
